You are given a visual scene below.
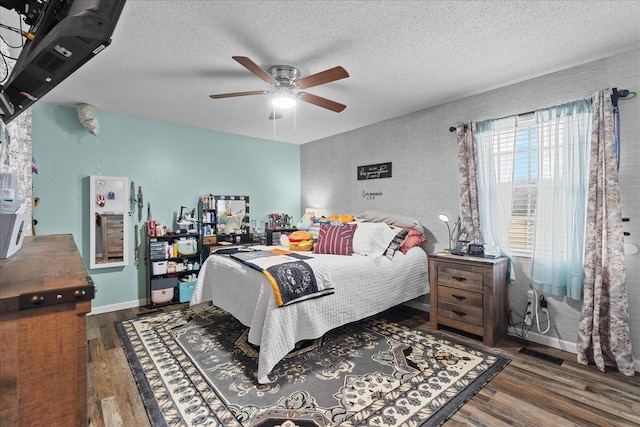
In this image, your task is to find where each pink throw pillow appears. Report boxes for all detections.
[400,229,427,253]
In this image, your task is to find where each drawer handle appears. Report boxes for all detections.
[452,310,467,317]
[452,294,466,301]
[452,275,467,282]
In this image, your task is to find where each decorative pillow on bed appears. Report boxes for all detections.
[358,210,426,234]
[384,228,410,260]
[288,230,314,251]
[313,223,357,255]
[400,228,428,253]
[352,222,398,257]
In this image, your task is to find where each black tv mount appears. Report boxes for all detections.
[0,0,126,123]
[0,0,48,25]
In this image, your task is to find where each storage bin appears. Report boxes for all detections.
[151,287,174,304]
[266,228,297,245]
[151,277,177,290]
[176,238,198,256]
[149,241,169,260]
[203,235,217,245]
[179,280,197,303]
[152,261,167,275]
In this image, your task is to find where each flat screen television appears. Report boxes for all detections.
[0,0,126,122]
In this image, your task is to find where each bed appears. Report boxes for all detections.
[190,213,430,384]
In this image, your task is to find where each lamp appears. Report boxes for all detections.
[438,214,452,253]
[439,214,463,255]
[272,87,297,109]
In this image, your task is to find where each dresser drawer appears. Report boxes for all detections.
[438,285,482,308]
[438,301,483,327]
[438,266,483,291]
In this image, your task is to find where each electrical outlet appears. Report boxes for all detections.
[524,289,534,326]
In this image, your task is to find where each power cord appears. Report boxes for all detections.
[530,288,551,334]
[535,292,551,334]
[508,307,531,341]
[509,288,551,340]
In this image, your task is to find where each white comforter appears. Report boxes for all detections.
[191,246,429,383]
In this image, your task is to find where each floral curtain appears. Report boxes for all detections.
[456,122,482,245]
[1,43,34,235]
[576,89,634,376]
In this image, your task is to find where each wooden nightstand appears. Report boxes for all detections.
[429,253,509,346]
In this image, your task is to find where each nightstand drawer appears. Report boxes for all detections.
[438,302,483,326]
[438,266,483,291]
[438,285,482,308]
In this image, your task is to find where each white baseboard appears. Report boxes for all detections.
[509,327,578,354]
[89,299,146,316]
[510,327,640,373]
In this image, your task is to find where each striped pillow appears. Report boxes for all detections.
[313,223,357,255]
[384,228,409,260]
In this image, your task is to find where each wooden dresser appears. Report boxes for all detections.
[0,234,95,427]
[429,253,508,346]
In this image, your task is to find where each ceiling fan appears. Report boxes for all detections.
[210,56,349,118]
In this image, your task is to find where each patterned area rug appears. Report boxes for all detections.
[116,305,509,426]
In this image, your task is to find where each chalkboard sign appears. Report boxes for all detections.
[357,162,392,180]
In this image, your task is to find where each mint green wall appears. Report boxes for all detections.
[31,103,300,309]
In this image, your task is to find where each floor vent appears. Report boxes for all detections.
[519,347,564,365]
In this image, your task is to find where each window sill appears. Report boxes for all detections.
[510,249,532,259]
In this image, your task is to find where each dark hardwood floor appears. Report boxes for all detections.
[87,304,640,427]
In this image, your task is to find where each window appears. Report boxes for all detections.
[490,114,538,256]
[486,106,586,255]
[476,99,591,296]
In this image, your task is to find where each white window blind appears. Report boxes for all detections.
[492,114,540,256]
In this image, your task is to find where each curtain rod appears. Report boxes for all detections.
[449,87,636,132]
[449,110,534,133]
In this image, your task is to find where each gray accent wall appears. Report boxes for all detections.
[301,49,640,368]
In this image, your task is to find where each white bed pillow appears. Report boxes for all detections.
[358,210,425,234]
[352,222,398,257]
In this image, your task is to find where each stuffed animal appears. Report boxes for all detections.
[288,230,314,251]
[327,214,355,224]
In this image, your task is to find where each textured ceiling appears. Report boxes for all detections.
[2,1,640,144]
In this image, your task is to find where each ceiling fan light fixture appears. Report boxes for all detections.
[272,91,297,109]
[210,57,349,116]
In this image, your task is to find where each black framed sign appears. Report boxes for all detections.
[357,162,392,180]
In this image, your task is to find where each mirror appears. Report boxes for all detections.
[214,195,250,239]
[89,175,128,269]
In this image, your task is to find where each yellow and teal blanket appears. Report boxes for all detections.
[217,248,334,306]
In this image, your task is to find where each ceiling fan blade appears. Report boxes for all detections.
[295,66,349,89]
[268,109,283,120]
[299,92,346,113]
[232,56,278,85]
[209,90,268,99]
